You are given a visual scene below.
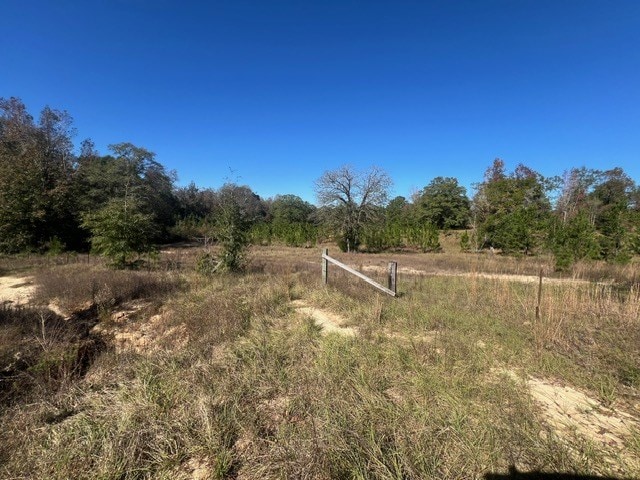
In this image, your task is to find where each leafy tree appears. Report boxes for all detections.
[270,194,315,223]
[553,167,637,264]
[75,142,177,241]
[415,176,470,229]
[472,160,551,254]
[548,212,600,270]
[82,196,157,267]
[382,196,412,248]
[386,196,410,225]
[174,182,216,219]
[590,168,636,262]
[266,194,317,246]
[556,167,602,224]
[0,98,76,252]
[315,165,392,252]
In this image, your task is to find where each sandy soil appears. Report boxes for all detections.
[290,299,356,336]
[0,275,35,305]
[499,369,640,470]
[92,301,188,355]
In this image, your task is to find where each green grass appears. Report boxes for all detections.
[1,246,639,478]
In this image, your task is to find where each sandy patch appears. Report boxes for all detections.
[290,300,356,337]
[499,369,639,468]
[92,302,188,355]
[0,275,35,305]
[382,329,438,344]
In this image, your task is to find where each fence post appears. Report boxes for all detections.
[535,268,543,320]
[388,262,397,295]
[322,248,329,284]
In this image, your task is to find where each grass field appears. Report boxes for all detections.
[1,243,639,479]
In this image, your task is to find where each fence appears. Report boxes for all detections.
[321,248,397,297]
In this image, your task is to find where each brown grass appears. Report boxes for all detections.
[33,264,184,314]
[1,244,639,479]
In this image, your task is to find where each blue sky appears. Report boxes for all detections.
[2,0,639,203]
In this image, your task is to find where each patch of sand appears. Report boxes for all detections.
[499,369,639,467]
[290,300,356,337]
[382,329,437,344]
[92,301,188,355]
[171,457,212,480]
[0,275,35,305]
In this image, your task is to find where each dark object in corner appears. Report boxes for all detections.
[484,465,634,480]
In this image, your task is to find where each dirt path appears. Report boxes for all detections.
[0,275,35,305]
[360,265,600,286]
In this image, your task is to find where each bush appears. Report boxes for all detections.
[82,197,157,268]
[195,252,221,276]
[460,231,471,252]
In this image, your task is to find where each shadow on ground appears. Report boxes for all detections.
[485,466,632,480]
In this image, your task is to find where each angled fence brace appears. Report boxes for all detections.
[322,249,397,297]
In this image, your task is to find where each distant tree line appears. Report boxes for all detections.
[1,97,639,270]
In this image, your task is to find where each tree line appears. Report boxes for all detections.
[1,97,639,270]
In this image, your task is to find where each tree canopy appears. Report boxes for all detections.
[315,165,392,251]
[415,177,470,229]
[1,97,639,270]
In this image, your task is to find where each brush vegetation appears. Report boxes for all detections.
[1,245,639,479]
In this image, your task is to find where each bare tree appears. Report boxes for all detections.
[315,165,392,252]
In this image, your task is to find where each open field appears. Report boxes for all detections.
[1,245,639,479]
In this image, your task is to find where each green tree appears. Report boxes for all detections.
[590,168,636,262]
[548,212,600,270]
[473,160,551,254]
[416,177,470,229]
[382,196,412,248]
[459,231,471,252]
[82,196,157,267]
[270,194,314,223]
[0,98,76,252]
[75,142,177,242]
[267,194,317,246]
[406,223,441,252]
[210,184,264,272]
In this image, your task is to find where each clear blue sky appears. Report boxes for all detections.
[2,0,639,203]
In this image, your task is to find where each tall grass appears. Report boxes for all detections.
[1,246,639,478]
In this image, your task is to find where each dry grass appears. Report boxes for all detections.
[33,264,184,314]
[0,304,105,409]
[1,245,639,479]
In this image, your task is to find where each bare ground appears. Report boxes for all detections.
[0,275,35,305]
[498,369,640,472]
[290,299,356,336]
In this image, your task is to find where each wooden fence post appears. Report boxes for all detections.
[322,248,329,284]
[388,262,397,295]
[535,268,543,320]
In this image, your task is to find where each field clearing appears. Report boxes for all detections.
[1,244,639,479]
